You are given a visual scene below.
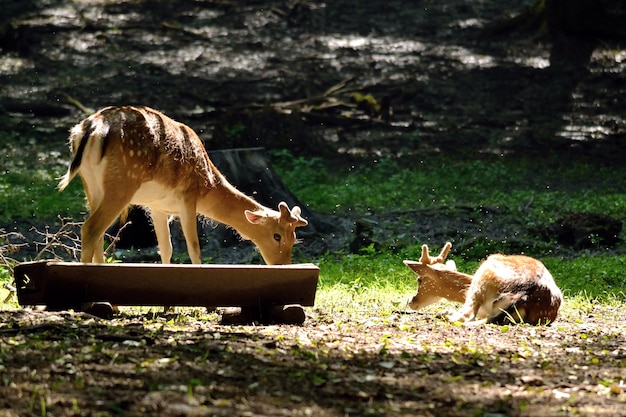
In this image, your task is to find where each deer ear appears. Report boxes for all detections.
[419,244,430,264]
[277,202,308,227]
[278,202,291,219]
[436,242,452,263]
[245,209,267,224]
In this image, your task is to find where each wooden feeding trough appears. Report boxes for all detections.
[14,261,319,324]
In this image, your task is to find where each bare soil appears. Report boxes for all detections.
[1,0,626,416]
[1,306,626,417]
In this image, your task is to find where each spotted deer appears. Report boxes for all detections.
[404,243,563,325]
[58,105,308,264]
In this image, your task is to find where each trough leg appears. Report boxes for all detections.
[267,304,306,325]
[81,302,119,320]
[219,304,306,325]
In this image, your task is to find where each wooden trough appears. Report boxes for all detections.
[14,261,319,324]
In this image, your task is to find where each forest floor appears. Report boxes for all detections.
[1,0,626,416]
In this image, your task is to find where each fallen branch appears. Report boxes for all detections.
[161,21,213,41]
[267,76,359,112]
[61,93,93,115]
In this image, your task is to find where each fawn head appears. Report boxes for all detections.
[404,242,467,309]
[244,201,308,264]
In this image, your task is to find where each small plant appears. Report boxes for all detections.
[0,229,27,304]
[222,122,247,140]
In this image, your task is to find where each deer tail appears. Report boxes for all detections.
[58,119,93,191]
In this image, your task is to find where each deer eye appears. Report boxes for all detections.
[273,233,282,242]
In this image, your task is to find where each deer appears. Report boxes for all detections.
[58,105,308,265]
[404,242,563,325]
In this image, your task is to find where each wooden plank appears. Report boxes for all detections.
[15,261,319,309]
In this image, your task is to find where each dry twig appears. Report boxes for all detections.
[103,220,133,260]
[32,216,82,261]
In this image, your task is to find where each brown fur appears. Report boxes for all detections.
[59,106,308,264]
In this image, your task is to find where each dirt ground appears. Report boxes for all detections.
[1,0,626,416]
[1,305,626,417]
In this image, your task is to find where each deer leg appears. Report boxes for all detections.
[81,202,130,263]
[151,210,173,264]
[490,293,527,324]
[179,200,201,264]
[81,181,137,263]
[447,307,472,323]
[447,295,484,323]
[150,210,176,312]
[94,234,105,263]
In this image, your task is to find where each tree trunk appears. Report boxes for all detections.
[485,0,624,39]
[545,0,622,37]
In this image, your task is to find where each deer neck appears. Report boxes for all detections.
[197,177,265,240]
[437,269,473,303]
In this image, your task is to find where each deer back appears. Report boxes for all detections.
[473,255,563,325]
[60,106,216,196]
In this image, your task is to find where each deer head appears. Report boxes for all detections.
[404,242,471,310]
[244,202,308,265]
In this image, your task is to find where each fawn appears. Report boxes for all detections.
[404,243,563,325]
[58,105,308,264]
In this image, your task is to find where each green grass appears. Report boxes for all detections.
[315,249,414,315]
[0,127,86,222]
[312,247,626,319]
[0,263,16,308]
[543,254,626,297]
[271,151,626,222]
[271,150,626,308]
[0,169,85,221]
[1,146,625,311]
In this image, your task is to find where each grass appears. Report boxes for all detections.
[270,150,626,307]
[312,247,626,319]
[0,265,13,307]
[271,150,626,222]
[1,145,625,311]
[0,127,85,222]
[315,248,414,317]
[0,169,85,221]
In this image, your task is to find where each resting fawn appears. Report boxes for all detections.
[404,243,563,325]
[58,105,308,264]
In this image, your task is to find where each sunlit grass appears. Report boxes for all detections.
[313,248,626,318]
[314,249,414,318]
[543,254,626,296]
[0,265,18,308]
[0,170,85,221]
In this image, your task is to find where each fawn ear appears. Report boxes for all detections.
[245,209,267,224]
[419,244,431,264]
[278,201,309,227]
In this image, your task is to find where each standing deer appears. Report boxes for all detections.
[58,105,308,264]
[404,243,563,325]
